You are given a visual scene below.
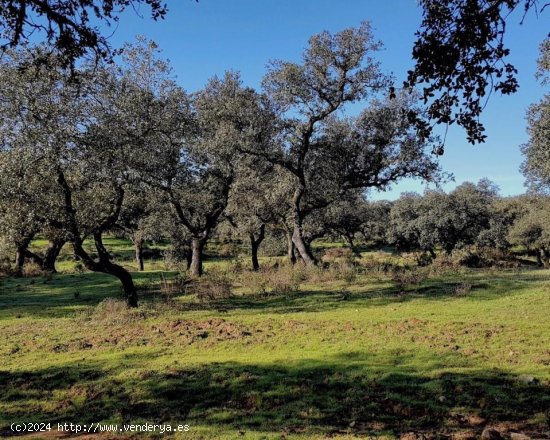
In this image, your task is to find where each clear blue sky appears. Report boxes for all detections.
[108,0,549,200]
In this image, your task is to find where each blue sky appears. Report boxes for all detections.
[108,0,549,200]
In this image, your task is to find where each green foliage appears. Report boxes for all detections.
[387,180,498,255]
[521,38,550,193]
[507,196,550,266]
[408,0,546,144]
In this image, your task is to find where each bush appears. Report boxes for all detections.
[218,242,240,258]
[321,247,355,265]
[88,298,146,325]
[361,256,399,274]
[0,261,15,277]
[194,270,233,302]
[389,267,429,291]
[21,262,48,278]
[414,251,434,267]
[452,282,473,296]
[451,246,517,268]
[238,264,301,296]
[259,232,287,257]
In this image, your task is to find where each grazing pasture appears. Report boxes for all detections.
[1,240,548,439]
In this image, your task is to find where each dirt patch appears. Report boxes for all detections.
[162,318,252,342]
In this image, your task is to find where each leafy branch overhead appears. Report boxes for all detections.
[407,0,549,144]
[0,0,170,67]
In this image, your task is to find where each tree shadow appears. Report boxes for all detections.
[1,268,548,319]
[1,353,548,438]
[0,271,175,320]
[181,269,548,315]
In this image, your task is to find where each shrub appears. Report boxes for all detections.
[321,247,355,265]
[0,261,16,277]
[452,282,473,296]
[21,262,48,278]
[73,262,85,274]
[451,246,517,268]
[270,271,300,294]
[389,267,429,291]
[194,270,233,302]
[218,242,240,258]
[89,298,146,325]
[361,257,399,274]
[238,264,301,296]
[414,251,434,267]
[259,233,287,257]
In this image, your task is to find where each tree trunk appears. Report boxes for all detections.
[251,237,260,271]
[14,247,26,274]
[42,239,65,273]
[135,238,144,271]
[190,237,205,277]
[292,222,316,266]
[186,249,192,270]
[24,249,43,266]
[286,231,297,265]
[344,233,358,254]
[536,248,544,267]
[107,262,138,307]
[537,248,549,268]
[249,224,266,272]
[14,234,34,275]
[73,235,138,308]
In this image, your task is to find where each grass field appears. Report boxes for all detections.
[0,241,549,439]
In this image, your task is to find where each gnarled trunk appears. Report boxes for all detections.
[291,186,316,266]
[186,248,192,270]
[292,222,316,266]
[538,248,549,268]
[73,234,138,308]
[343,233,357,254]
[14,234,34,275]
[42,239,65,273]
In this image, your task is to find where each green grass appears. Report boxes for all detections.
[0,243,549,439]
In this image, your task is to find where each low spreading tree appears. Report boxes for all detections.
[387,180,498,256]
[508,196,550,266]
[0,40,182,306]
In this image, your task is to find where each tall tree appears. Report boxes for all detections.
[225,163,291,271]
[508,195,550,266]
[255,23,441,266]
[0,41,178,306]
[159,72,275,276]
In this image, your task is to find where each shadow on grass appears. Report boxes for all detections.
[0,272,178,320]
[1,268,549,319]
[1,353,548,437]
